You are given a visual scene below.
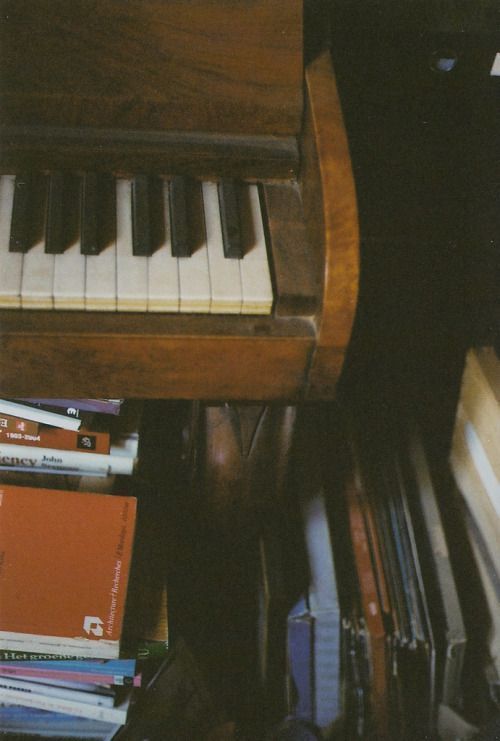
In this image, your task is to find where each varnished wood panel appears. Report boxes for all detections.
[0,0,303,137]
[0,331,314,400]
[0,311,314,339]
[0,127,299,179]
[262,183,320,316]
[301,51,360,398]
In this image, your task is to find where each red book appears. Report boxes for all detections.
[0,415,39,436]
[0,425,110,454]
[345,475,390,739]
[0,484,137,659]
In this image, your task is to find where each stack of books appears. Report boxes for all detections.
[449,347,500,695]
[0,398,139,484]
[0,400,170,740]
[280,402,474,741]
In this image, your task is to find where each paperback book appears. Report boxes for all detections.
[0,400,83,430]
[0,681,133,723]
[0,675,117,708]
[0,414,39,436]
[0,484,137,658]
[11,401,94,424]
[17,399,124,416]
[0,441,137,476]
[0,659,141,687]
[0,704,121,739]
[0,424,111,454]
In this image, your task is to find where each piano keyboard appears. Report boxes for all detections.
[0,175,274,314]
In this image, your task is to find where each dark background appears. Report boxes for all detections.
[311,0,499,457]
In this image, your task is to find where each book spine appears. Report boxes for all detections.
[13,403,95,429]
[0,665,140,687]
[0,651,90,661]
[287,600,314,720]
[17,399,123,415]
[0,414,39,435]
[0,705,121,737]
[0,660,136,674]
[0,686,128,723]
[0,676,114,707]
[0,632,119,660]
[0,466,108,478]
[0,427,110,454]
[7,675,115,693]
[0,401,81,430]
[0,443,135,475]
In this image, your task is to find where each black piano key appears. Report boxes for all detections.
[131,175,153,256]
[218,179,244,259]
[9,174,33,253]
[169,176,192,257]
[80,172,101,255]
[45,172,67,254]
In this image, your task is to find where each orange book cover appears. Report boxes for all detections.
[0,484,137,658]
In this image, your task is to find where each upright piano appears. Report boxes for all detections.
[0,0,359,400]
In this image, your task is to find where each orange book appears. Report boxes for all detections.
[0,414,39,436]
[0,424,110,454]
[345,475,390,739]
[0,484,137,659]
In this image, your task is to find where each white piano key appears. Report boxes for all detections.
[239,184,273,314]
[178,189,211,313]
[147,181,180,312]
[53,236,86,310]
[85,226,117,312]
[203,181,242,314]
[20,214,54,310]
[0,175,23,308]
[116,179,148,312]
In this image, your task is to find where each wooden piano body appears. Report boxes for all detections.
[0,0,359,400]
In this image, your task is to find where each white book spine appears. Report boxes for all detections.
[491,52,500,76]
[0,400,81,430]
[10,674,113,693]
[0,443,135,475]
[0,686,128,724]
[0,631,119,660]
[464,421,500,518]
[0,676,114,707]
